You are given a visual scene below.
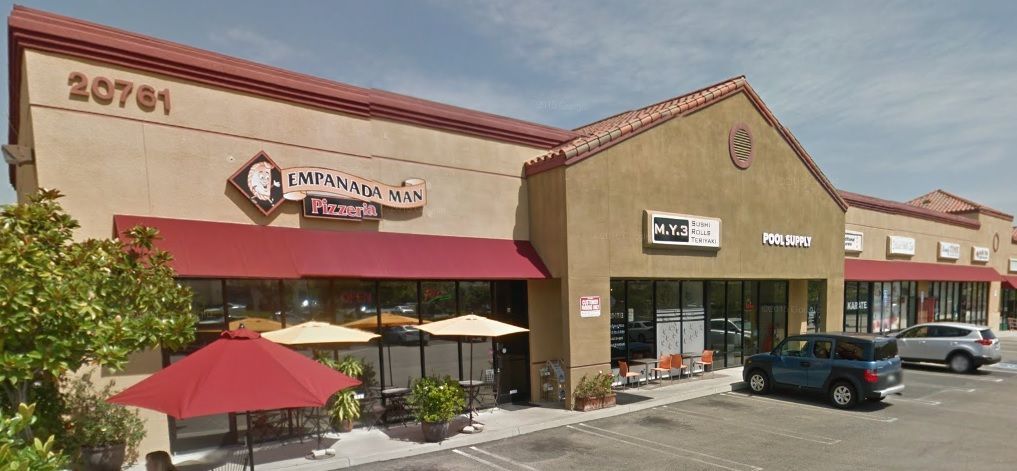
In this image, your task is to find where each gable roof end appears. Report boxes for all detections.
[906,189,1013,221]
[840,190,981,229]
[524,76,847,212]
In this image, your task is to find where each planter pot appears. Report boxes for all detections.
[421,421,450,442]
[78,443,126,471]
[337,419,354,433]
[574,393,617,412]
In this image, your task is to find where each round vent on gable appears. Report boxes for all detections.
[728,124,754,169]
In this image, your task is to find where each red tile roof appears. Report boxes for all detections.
[906,189,1012,221]
[839,190,981,229]
[524,76,847,211]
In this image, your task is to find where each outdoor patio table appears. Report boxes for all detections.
[630,358,658,384]
[381,387,411,425]
[458,380,484,424]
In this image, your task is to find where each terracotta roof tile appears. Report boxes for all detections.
[840,190,981,229]
[906,189,1012,221]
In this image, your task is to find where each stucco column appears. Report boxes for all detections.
[562,276,612,410]
[788,280,808,335]
[989,281,1002,329]
[823,276,844,332]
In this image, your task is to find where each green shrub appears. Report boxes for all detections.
[573,371,614,400]
[0,403,65,471]
[62,375,145,467]
[406,377,465,424]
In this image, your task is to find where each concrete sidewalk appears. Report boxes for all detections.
[210,368,745,470]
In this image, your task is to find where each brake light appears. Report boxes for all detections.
[976,339,993,346]
[863,369,879,384]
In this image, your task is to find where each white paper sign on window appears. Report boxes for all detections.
[938,241,960,260]
[845,231,864,253]
[972,246,990,263]
[887,236,916,256]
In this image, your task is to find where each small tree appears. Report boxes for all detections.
[0,189,195,439]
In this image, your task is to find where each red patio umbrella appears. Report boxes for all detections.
[108,328,360,470]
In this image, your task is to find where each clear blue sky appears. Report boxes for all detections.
[3,1,1017,216]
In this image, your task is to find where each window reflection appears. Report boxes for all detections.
[422,281,458,379]
[379,281,420,388]
[458,282,492,381]
[224,279,283,332]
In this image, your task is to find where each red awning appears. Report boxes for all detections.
[845,259,1001,282]
[113,215,550,280]
[1003,276,1017,289]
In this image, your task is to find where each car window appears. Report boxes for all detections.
[874,339,898,360]
[812,340,832,359]
[930,326,968,338]
[710,320,726,329]
[900,326,928,338]
[835,340,868,361]
[779,338,809,357]
[980,329,996,340]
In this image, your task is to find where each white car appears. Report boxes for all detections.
[891,322,1001,373]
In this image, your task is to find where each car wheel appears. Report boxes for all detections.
[829,381,858,409]
[948,352,973,374]
[747,370,771,394]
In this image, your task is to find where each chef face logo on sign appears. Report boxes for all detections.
[230,152,284,215]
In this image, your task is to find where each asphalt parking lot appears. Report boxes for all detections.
[353,337,1017,470]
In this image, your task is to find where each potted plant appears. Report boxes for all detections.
[317,354,366,432]
[572,372,616,412]
[62,375,145,471]
[406,376,465,442]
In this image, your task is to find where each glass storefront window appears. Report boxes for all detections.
[283,279,329,326]
[725,281,744,367]
[225,279,283,333]
[378,281,420,388]
[422,281,459,379]
[656,281,681,358]
[458,282,493,381]
[743,281,759,355]
[610,281,627,366]
[329,280,381,393]
[681,281,705,355]
[627,281,655,360]
[706,282,726,366]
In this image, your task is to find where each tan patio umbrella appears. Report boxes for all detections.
[342,312,427,330]
[262,321,380,345]
[415,315,528,428]
[228,317,282,333]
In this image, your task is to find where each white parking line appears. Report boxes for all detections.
[719,392,898,423]
[915,387,976,401]
[453,449,512,471]
[658,406,841,444]
[904,368,1005,382]
[469,446,539,471]
[884,396,941,406]
[565,423,762,471]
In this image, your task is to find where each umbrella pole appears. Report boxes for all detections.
[246,411,255,471]
[469,340,475,426]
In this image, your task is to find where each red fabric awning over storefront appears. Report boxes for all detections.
[845,258,1001,282]
[113,215,551,280]
[1003,276,1017,289]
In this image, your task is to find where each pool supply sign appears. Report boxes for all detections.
[763,232,812,248]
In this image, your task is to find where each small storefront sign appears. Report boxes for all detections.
[938,241,961,260]
[302,195,382,221]
[644,210,721,249]
[972,246,991,263]
[1010,258,1017,273]
[762,232,812,248]
[887,236,916,256]
[844,231,864,253]
[579,296,602,318]
[229,151,426,216]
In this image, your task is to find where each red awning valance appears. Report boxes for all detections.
[845,259,1001,283]
[114,215,550,280]
[1003,276,1017,290]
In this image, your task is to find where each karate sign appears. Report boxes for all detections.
[229,151,427,217]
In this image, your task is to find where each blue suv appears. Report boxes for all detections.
[743,333,905,409]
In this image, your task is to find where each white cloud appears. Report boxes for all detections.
[209,27,313,64]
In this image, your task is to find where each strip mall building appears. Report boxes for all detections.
[7,7,1017,455]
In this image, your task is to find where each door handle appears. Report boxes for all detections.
[801,361,811,367]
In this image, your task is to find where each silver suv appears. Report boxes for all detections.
[891,322,1001,373]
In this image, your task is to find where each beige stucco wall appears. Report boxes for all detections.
[529,92,847,406]
[19,50,542,241]
[846,207,1014,327]
[15,49,550,455]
